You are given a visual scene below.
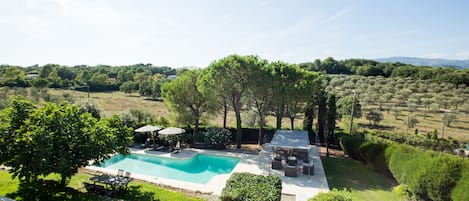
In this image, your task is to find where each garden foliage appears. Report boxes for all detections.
[339,133,469,201]
[308,188,353,201]
[221,173,282,201]
[202,127,231,149]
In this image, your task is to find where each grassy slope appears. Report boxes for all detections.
[322,157,402,201]
[0,170,204,201]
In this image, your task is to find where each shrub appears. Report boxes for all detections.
[392,184,415,200]
[221,173,282,201]
[341,134,466,201]
[416,156,461,201]
[451,160,469,201]
[339,135,365,160]
[308,188,353,201]
[204,127,231,149]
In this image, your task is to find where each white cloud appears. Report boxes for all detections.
[324,8,350,23]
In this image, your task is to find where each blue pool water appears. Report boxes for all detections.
[97,153,240,184]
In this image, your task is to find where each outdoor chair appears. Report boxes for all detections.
[152,144,165,151]
[302,162,314,175]
[117,169,124,177]
[173,141,181,153]
[271,158,282,170]
[285,165,297,177]
[287,156,297,166]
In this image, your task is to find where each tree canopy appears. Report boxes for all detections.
[0,96,133,185]
[161,69,218,137]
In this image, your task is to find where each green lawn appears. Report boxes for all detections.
[0,170,205,201]
[322,157,402,201]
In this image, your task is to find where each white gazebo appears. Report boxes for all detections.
[270,130,311,161]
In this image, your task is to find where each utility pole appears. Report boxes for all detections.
[349,91,357,135]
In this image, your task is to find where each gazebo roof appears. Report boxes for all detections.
[270,130,310,150]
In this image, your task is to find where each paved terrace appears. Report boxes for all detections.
[86,146,329,201]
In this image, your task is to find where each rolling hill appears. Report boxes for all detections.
[374,57,469,69]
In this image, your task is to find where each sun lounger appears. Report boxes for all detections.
[172,141,181,153]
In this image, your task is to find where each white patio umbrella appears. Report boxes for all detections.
[134,125,162,133]
[134,125,162,146]
[158,127,185,135]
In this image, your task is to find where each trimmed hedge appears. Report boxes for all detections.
[340,134,469,201]
[221,173,282,201]
[451,161,469,201]
[308,189,353,201]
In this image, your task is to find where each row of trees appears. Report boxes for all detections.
[299,57,469,86]
[328,75,469,139]
[0,96,133,185]
[161,55,354,149]
[162,55,333,148]
[2,57,468,95]
[0,63,177,98]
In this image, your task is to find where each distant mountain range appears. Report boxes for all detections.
[374,57,469,69]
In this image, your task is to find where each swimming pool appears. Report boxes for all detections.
[97,153,240,184]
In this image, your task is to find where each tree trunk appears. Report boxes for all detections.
[60,175,67,186]
[325,132,330,157]
[235,108,242,149]
[303,106,315,144]
[276,107,283,129]
[232,96,243,149]
[258,126,263,145]
[223,101,227,128]
[290,116,295,130]
[194,118,199,139]
[318,100,326,143]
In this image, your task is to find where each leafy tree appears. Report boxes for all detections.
[392,106,402,120]
[162,69,217,137]
[442,113,457,127]
[246,64,273,145]
[0,99,133,185]
[78,101,101,119]
[139,74,166,100]
[366,110,384,126]
[406,115,419,132]
[284,68,318,130]
[31,78,49,92]
[120,81,137,95]
[269,61,291,129]
[316,87,327,143]
[206,55,263,148]
[336,95,362,120]
[325,93,337,157]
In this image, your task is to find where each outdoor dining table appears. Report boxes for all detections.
[89,174,133,195]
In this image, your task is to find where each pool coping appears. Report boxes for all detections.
[84,146,329,201]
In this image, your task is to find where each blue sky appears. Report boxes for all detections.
[1,0,469,67]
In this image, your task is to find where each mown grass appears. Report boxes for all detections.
[322,157,402,201]
[0,169,204,201]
